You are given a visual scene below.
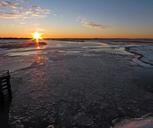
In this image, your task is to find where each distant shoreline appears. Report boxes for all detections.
[0,38,153,40]
[0,38,153,44]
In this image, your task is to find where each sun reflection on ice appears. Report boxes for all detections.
[32,32,43,49]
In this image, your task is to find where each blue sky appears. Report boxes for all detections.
[0,0,153,38]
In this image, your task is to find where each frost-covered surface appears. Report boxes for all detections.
[0,40,153,128]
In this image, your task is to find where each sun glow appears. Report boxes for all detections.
[32,32,43,49]
[32,32,42,41]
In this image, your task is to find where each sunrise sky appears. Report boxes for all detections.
[0,0,153,38]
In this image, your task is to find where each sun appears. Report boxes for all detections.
[32,32,42,41]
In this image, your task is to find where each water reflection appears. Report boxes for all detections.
[36,45,40,49]
[7,40,46,57]
[35,40,40,50]
[33,53,45,65]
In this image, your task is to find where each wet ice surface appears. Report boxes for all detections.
[0,40,153,128]
[113,116,153,128]
[129,46,153,66]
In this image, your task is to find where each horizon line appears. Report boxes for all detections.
[0,37,153,40]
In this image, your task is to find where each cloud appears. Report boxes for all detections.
[0,12,21,18]
[24,6,50,17]
[78,17,108,30]
[0,0,51,19]
[82,21,107,29]
[0,0,18,8]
